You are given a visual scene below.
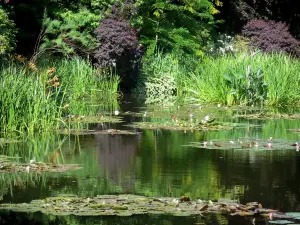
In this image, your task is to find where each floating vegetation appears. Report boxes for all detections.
[269,221,295,224]
[64,115,123,124]
[57,129,139,136]
[126,120,259,132]
[289,129,300,133]
[0,155,82,173]
[185,138,299,151]
[0,138,22,146]
[0,194,285,219]
[234,112,300,120]
[126,121,233,131]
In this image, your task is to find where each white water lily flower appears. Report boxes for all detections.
[29,157,36,164]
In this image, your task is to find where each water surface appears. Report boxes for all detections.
[1,100,300,225]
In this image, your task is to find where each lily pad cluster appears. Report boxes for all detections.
[64,115,123,124]
[289,129,300,133]
[57,129,139,136]
[0,155,82,173]
[0,138,21,145]
[0,194,287,219]
[125,121,258,132]
[186,138,299,151]
[126,121,233,131]
[234,112,300,120]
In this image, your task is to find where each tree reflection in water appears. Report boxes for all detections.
[95,132,141,192]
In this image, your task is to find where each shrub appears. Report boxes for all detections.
[134,53,180,104]
[242,19,300,56]
[94,2,139,90]
[94,17,138,67]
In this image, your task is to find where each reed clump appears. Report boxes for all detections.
[138,52,300,107]
[182,52,300,107]
[0,56,120,133]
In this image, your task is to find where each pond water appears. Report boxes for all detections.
[1,98,300,225]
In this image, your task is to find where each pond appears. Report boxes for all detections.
[1,97,300,225]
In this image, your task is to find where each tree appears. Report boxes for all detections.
[40,0,117,57]
[216,0,300,38]
[94,1,139,90]
[242,19,300,56]
[132,0,220,56]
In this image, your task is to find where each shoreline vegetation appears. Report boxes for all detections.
[0,57,120,133]
[136,52,300,107]
[1,0,300,134]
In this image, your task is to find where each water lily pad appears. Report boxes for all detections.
[0,155,82,173]
[0,194,289,218]
[234,112,300,120]
[65,115,123,124]
[0,138,22,144]
[126,121,237,131]
[286,213,300,218]
[269,220,294,224]
[288,129,300,133]
[56,129,139,136]
[218,198,239,204]
[185,138,299,151]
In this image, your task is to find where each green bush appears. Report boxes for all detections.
[134,52,182,104]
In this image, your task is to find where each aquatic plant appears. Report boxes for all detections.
[0,155,82,173]
[0,194,275,217]
[0,62,62,132]
[183,52,300,106]
[0,57,120,133]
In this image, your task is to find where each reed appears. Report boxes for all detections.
[0,57,120,133]
[181,52,300,106]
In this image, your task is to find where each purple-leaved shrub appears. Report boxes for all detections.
[242,19,300,56]
[94,1,139,68]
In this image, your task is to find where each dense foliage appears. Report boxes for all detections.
[94,17,138,67]
[132,0,220,56]
[217,0,300,38]
[41,9,101,57]
[242,19,300,56]
[1,0,300,110]
[0,7,16,55]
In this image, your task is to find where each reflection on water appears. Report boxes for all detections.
[1,104,300,224]
[0,212,236,225]
[96,133,140,191]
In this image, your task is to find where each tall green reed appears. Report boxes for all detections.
[0,57,120,133]
[182,52,300,107]
[0,63,62,133]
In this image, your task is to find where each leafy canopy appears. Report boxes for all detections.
[132,0,220,56]
[40,0,116,56]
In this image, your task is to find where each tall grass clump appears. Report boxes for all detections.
[183,52,300,107]
[0,57,120,133]
[43,58,120,115]
[0,62,62,133]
